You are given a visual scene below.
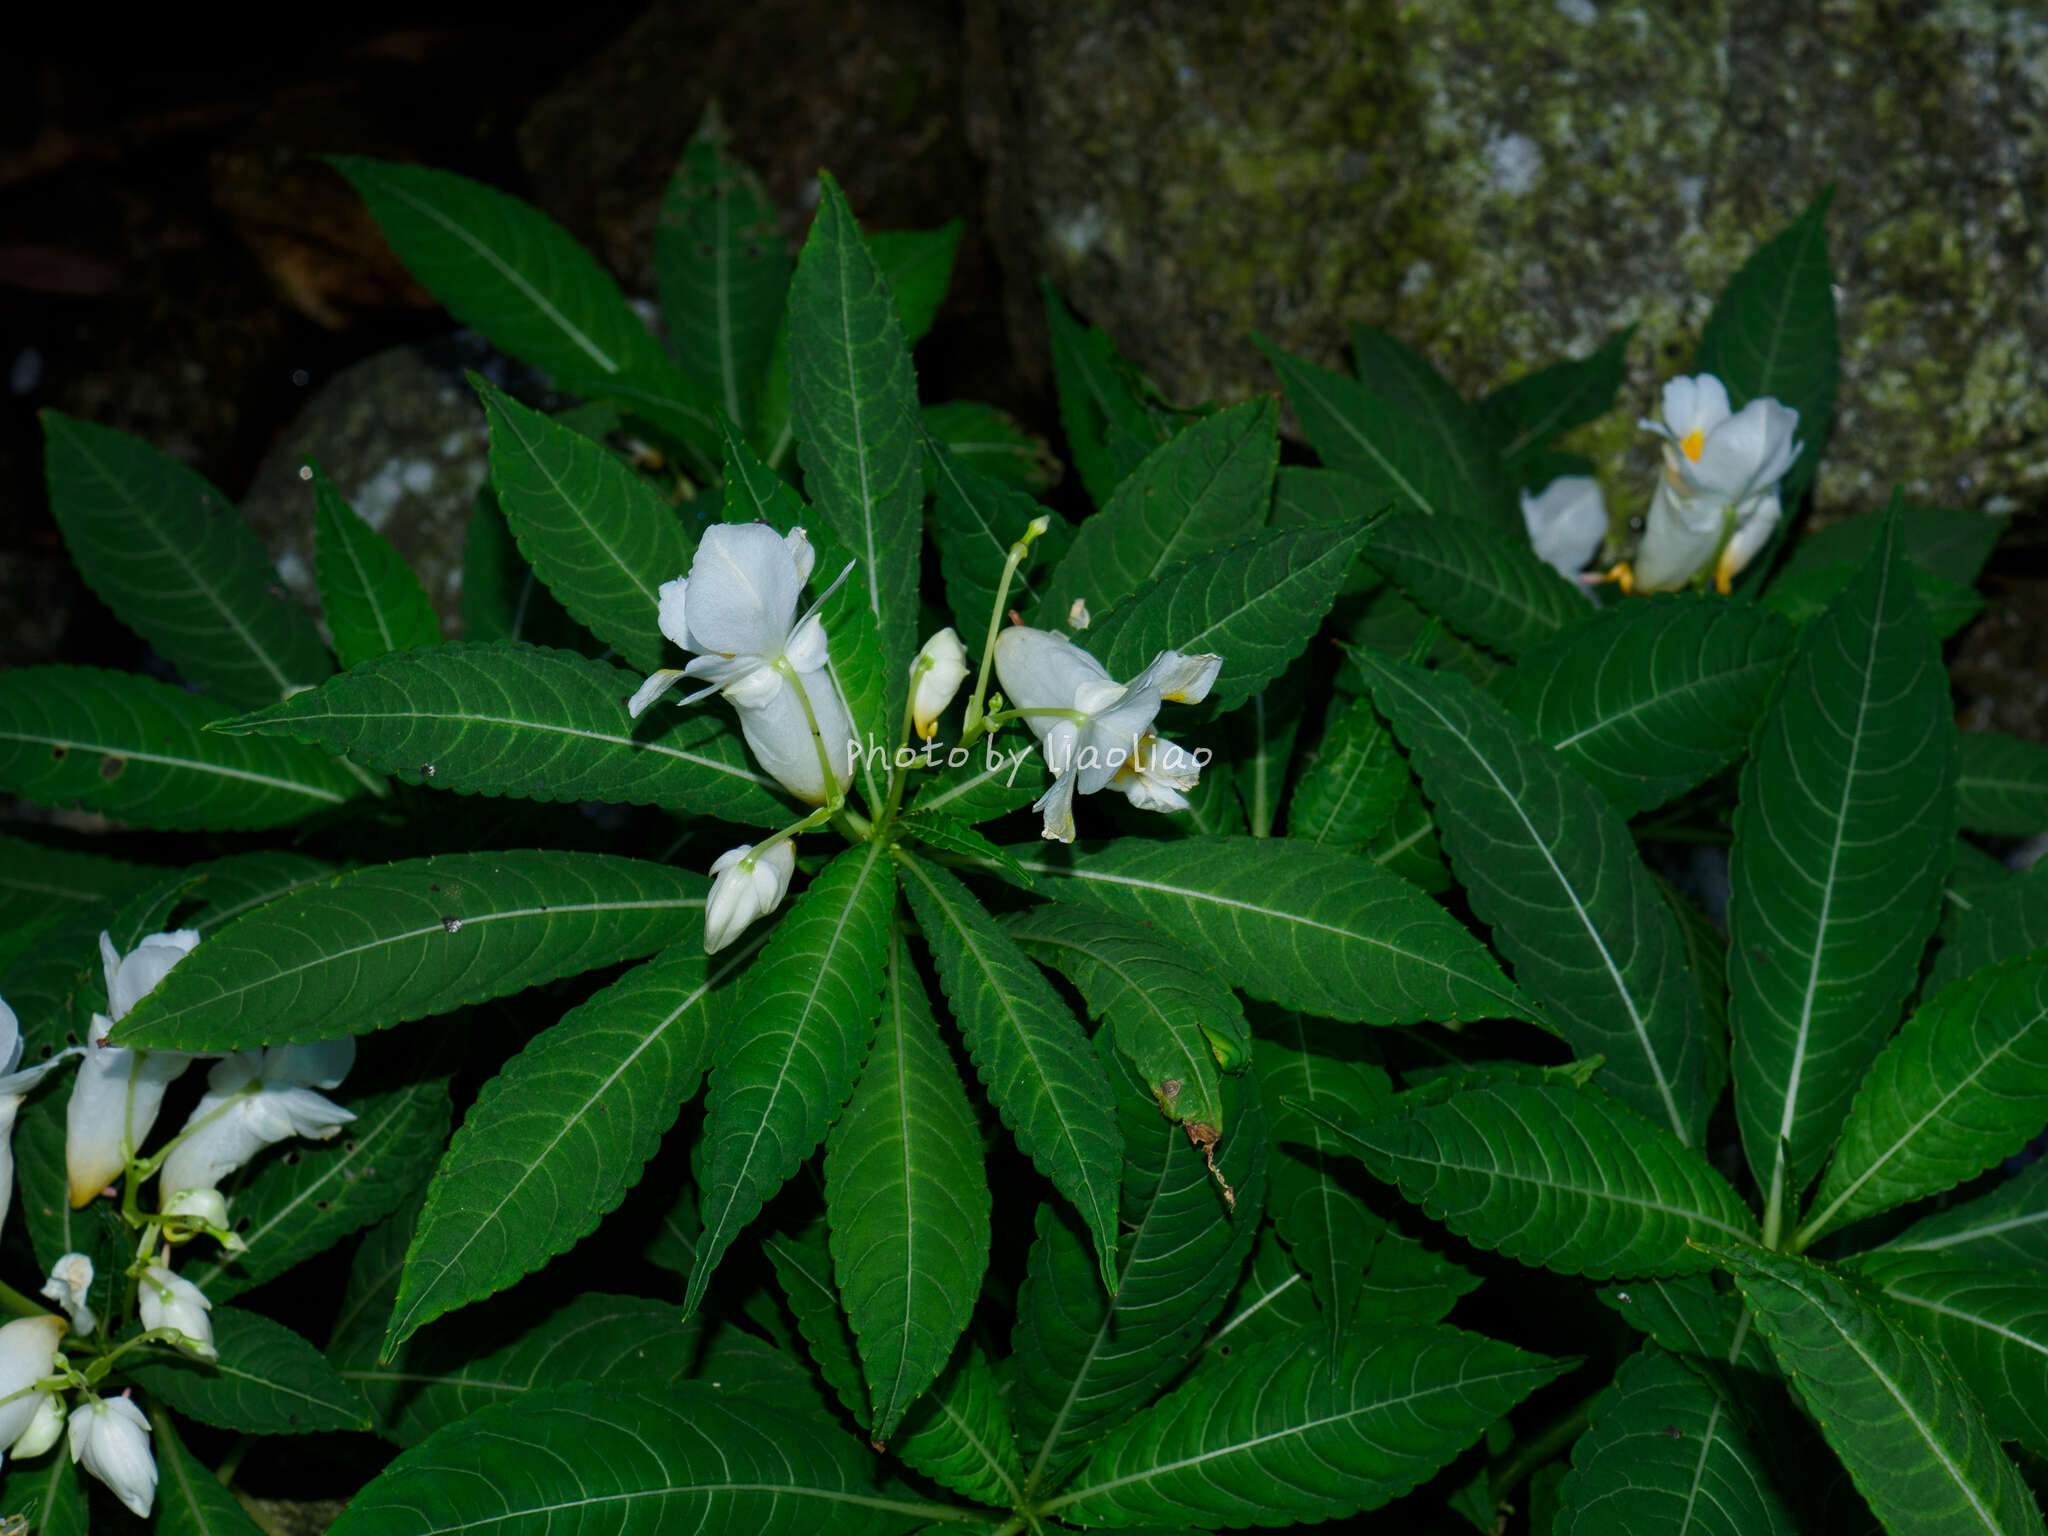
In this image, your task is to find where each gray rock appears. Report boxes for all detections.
[966,0,2048,516]
[241,345,493,636]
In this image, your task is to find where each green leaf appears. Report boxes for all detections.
[922,399,1061,494]
[327,1382,920,1536]
[1016,836,1537,1027]
[656,122,789,430]
[389,944,738,1350]
[189,850,337,935]
[1005,904,1246,1135]
[1957,731,2048,837]
[1228,665,1307,838]
[1774,502,2003,593]
[1042,398,1278,624]
[0,666,360,831]
[1083,521,1368,716]
[787,172,924,701]
[1597,1277,1780,1376]
[1045,283,1172,509]
[1362,511,1589,660]
[1729,512,1956,1225]
[0,832,155,929]
[311,463,442,667]
[897,813,1029,885]
[1710,1242,2043,1536]
[1694,190,1839,513]
[459,487,584,650]
[896,851,1122,1288]
[1044,1326,1570,1528]
[1763,558,1982,640]
[1303,1081,1756,1278]
[187,1067,452,1303]
[893,1344,1028,1508]
[1261,1015,1393,1358]
[1348,324,1515,531]
[476,379,696,673]
[41,411,333,707]
[1010,1051,1266,1494]
[687,841,895,1318]
[1,1437,89,1536]
[1357,655,1711,1141]
[764,1216,870,1428]
[906,741,1045,823]
[1257,334,1516,533]
[824,930,990,1442]
[1853,1249,2048,1458]
[869,221,963,345]
[331,157,670,386]
[1886,1160,2048,1270]
[1480,327,1632,476]
[923,439,1065,629]
[1800,952,2048,1245]
[129,1308,371,1434]
[114,851,706,1050]
[1503,595,1797,817]
[153,1405,268,1536]
[12,1099,124,1319]
[1930,861,2048,998]
[360,1293,706,1448]
[1557,1344,1798,1536]
[216,641,788,825]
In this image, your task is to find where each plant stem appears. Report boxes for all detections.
[961,517,1049,747]
[0,1278,52,1321]
[1488,1393,1595,1508]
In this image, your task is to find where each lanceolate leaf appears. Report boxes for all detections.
[1086,521,1372,714]
[1286,693,1406,850]
[1010,1056,1266,1495]
[1348,323,1517,527]
[114,851,706,1051]
[1728,515,1955,1229]
[1043,1327,1570,1529]
[311,464,442,667]
[390,944,742,1350]
[1480,326,1632,473]
[1016,836,1537,1028]
[896,853,1122,1287]
[188,850,337,935]
[0,666,360,831]
[460,487,585,650]
[1929,860,2048,997]
[1800,951,2048,1245]
[1886,1160,2048,1270]
[1005,903,1246,1136]
[1853,1249,2048,1458]
[1598,1277,1779,1376]
[906,743,1045,823]
[1694,189,1839,513]
[924,438,1063,629]
[129,1308,371,1434]
[477,380,696,673]
[42,411,332,707]
[1557,1344,1798,1536]
[787,173,924,704]
[1503,596,1797,817]
[0,832,154,928]
[824,931,990,1442]
[656,122,789,430]
[765,1216,871,1427]
[1302,1082,1755,1278]
[1358,655,1711,1142]
[1957,730,2048,837]
[153,1409,267,1536]
[326,1383,925,1536]
[687,841,895,1318]
[216,642,788,825]
[893,1344,1028,1509]
[1710,1243,2043,1536]
[1045,282,1172,509]
[1043,398,1278,623]
[868,221,963,345]
[1362,512,1589,660]
[922,399,1061,494]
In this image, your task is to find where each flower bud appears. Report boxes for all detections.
[69,1395,155,1518]
[12,1393,63,1458]
[138,1265,214,1361]
[0,1315,65,1457]
[909,629,970,740]
[39,1253,95,1338]
[703,841,797,954]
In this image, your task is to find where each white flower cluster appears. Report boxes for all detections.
[1516,370,1801,595]
[627,522,1225,949]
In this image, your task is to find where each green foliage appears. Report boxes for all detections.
[1363,511,1591,658]
[128,1308,371,1434]
[310,463,443,667]
[1956,730,2048,837]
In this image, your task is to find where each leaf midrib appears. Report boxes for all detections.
[0,724,350,804]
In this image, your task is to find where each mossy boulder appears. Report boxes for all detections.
[968,0,2048,515]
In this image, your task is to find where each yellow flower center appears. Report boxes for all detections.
[1679,429,1705,462]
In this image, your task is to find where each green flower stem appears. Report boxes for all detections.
[961,516,1050,748]
[0,1279,52,1321]
[1486,1392,1595,1510]
[741,805,835,869]
[770,656,850,821]
[983,706,1087,729]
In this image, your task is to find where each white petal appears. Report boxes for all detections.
[626,669,687,719]
[656,575,692,651]
[11,1393,63,1458]
[0,1317,65,1453]
[69,1396,156,1519]
[0,994,18,1077]
[1717,492,1784,589]
[1122,648,1223,707]
[1519,475,1608,577]
[106,931,200,1022]
[266,1038,356,1091]
[1032,767,1080,843]
[1692,397,1802,503]
[910,628,970,737]
[65,1040,191,1207]
[993,627,1113,741]
[783,527,817,586]
[1658,373,1732,439]
[1631,480,1727,592]
[733,666,852,805]
[682,523,805,659]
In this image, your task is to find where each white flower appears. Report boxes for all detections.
[624,523,855,806]
[68,1395,155,1518]
[12,1393,63,1459]
[703,841,797,954]
[138,1265,213,1361]
[1519,474,1608,578]
[992,626,1221,842]
[0,993,72,1235]
[0,1316,65,1469]
[910,628,970,740]
[1624,374,1802,593]
[65,931,200,1209]
[38,1254,95,1338]
[159,1040,355,1199]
